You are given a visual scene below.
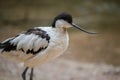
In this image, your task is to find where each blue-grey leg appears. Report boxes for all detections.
[22,67,29,80]
[30,68,34,80]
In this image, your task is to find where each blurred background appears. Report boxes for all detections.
[0,0,120,80]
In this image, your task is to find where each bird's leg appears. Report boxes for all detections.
[22,67,29,80]
[30,68,34,80]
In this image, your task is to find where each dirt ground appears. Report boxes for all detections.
[0,57,120,80]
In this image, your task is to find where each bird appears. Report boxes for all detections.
[0,12,96,80]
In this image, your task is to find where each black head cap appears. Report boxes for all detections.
[52,12,73,27]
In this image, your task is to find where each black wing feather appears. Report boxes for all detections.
[0,38,16,52]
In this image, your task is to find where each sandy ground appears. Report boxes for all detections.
[0,57,120,80]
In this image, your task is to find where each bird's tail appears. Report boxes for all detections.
[0,38,16,53]
[0,42,6,53]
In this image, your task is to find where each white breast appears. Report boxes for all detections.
[24,27,69,67]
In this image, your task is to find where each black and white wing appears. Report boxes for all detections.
[0,28,50,55]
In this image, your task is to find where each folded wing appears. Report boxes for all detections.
[0,28,50,55]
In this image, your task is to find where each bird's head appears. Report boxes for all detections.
[52,12,96,34]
